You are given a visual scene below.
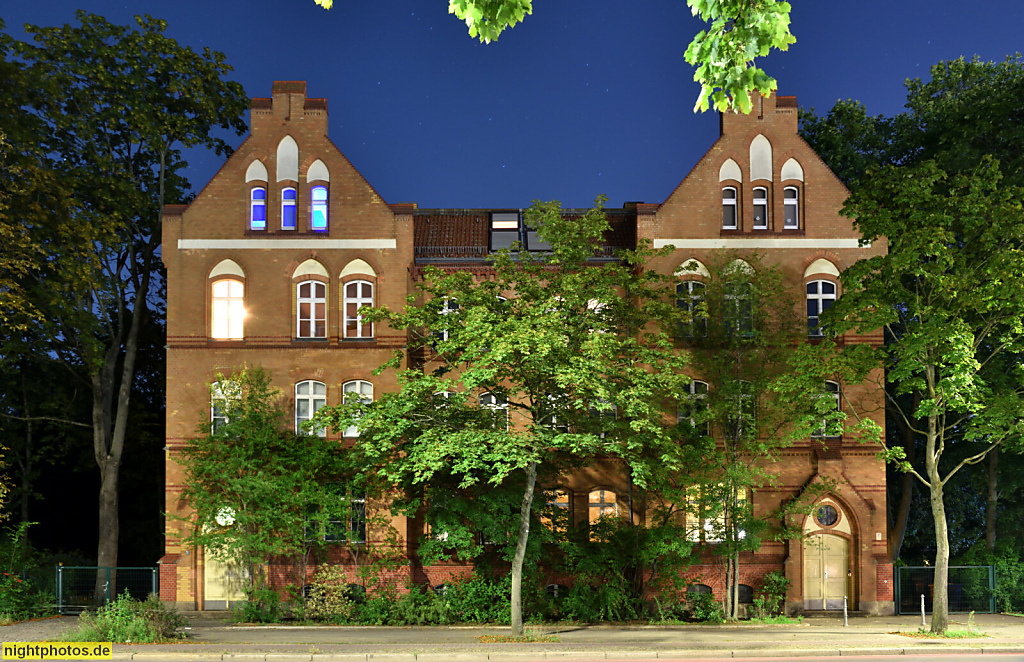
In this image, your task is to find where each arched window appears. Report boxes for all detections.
[676,281,707,338]
[250,187,266,230]
[807,280,836,336]
[211,279,244,339]
[311,185,328,231]
[281,187,297,230]
[722,187,738,229]
[344,280,374,339]
[784,186,799,229]
[210,380,240,432]
[588,489,617,539]
[752,186,768,230]
[295,380,327,435]
[342,380,373,437]
[297,280,327,338]
[679,380,710,436]
[542,489,572,536]
[479,391,508,429]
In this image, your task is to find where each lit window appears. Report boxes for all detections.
[678,380,710,437]
[490,212,520,251]
[311,185,328,231]
[784,187,799,229]
[813,381,841,438]
[342,380,373,437]
[722,187,737,229]
[479,391,508,430]
[676,281,707,338]
[588,489,617,539]
[542,489,572,536]
[686,485,747,543]
[296,281,326,338]
[344,280,374,339]
[250,187,266,230]
[807,280,836,336]
[210,380,240,432]
[282,187,297,230]
[752,186,768,230]
[295,380,327,435]
[211,279,244,339]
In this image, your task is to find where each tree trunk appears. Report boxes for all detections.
[925,406,948,634]
[985,445,998,551]
[510,460,538,637]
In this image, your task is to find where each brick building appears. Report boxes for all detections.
[160,82,892,615]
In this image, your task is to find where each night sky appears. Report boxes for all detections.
[2,1,1022,209]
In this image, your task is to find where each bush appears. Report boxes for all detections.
[304,565,355,623]
[0,523,52,623]
[752,571,791,619]
[61,593,185,643]
[688,590,724,623]
[238,587,283,623]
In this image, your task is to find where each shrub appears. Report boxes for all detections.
[61,593,185,643]
[238,587,283,623]
[751,571,791,619]
[688,590,724,623]
[304,565,355,623]
[0,523,53,623]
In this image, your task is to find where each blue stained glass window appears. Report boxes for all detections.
[282,187,297,230]
[250,187,266,230]
[311,185,328,231]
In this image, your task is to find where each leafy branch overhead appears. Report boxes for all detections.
[311,0,793,114]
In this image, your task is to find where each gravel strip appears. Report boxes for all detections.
[0,616,79,642]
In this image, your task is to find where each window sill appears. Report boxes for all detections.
[339,338,377,348]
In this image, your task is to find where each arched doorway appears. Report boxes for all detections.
[802,500,852,610]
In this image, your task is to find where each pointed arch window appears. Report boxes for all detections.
[211,279,245,339]
[676,281,707,338]
[342,380,373,437]
[344,280,374,338]
[722,187,738,229]
[784,187,799,229]
[752,186,769,230]
[807,280,836,336]
[281,187,297,230]
[250,187,266,230]
[311,185,329,231]
[297,281,327,338]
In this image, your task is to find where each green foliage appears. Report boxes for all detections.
[751,571,790,618]
[304,565,355,624]
[178,366,352,597]
[957,544,1024,613]
[313,197,690,634]
[0,522,52,623]
[448,0,532,43]
[685,0,795,113]
[238,587,283,624]
[688,590,724,623]
[61,593,185,643]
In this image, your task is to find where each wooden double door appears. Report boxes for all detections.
[803,534,848,610]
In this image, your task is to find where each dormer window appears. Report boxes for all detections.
[250,187,266,230]
[752,187,768,230]
[311,185,328,231]
[490,212,520,251]
[722,188,737,229]
[282,187,297,230]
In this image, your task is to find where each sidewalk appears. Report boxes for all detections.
[123,613,1024,660]
[5,613,1024,661]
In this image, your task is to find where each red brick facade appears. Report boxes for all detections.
[161,82,892,615]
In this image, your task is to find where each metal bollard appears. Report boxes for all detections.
[843,595,849,627]
[921,594,926,627]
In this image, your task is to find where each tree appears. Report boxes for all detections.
[9,12,248,574]
[799,55,1024,564]
[678,254,833,619]
[310,1,793,114]
[179,367,353,603]
[816,158,1024,632]
[315,197,691,635]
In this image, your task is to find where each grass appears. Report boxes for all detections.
[477,634,560,643]
[748,615,804,624]
[892,628,987,639]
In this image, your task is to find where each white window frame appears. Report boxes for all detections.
[344,280,374,339]
[281,186,297,230]
[342,380,373,437]
[784,186,799,229]
[813,381,842,438]
[722,187,738,229]
[679,380,710,436]
[210,380,239,432]
[807,279,837,337]
[676,280,707,338]
[250,187,266,230]
[479,391,508,430]
[295,380,327,436]
[211,279,244,340]
[296,280,327,339]
[325,487,367,544]
[435,298,460,343]
[752,186,769,230]
[311,185,329,231]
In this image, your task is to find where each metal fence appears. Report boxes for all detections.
[895,565,995,615]
[55,566,158,614]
